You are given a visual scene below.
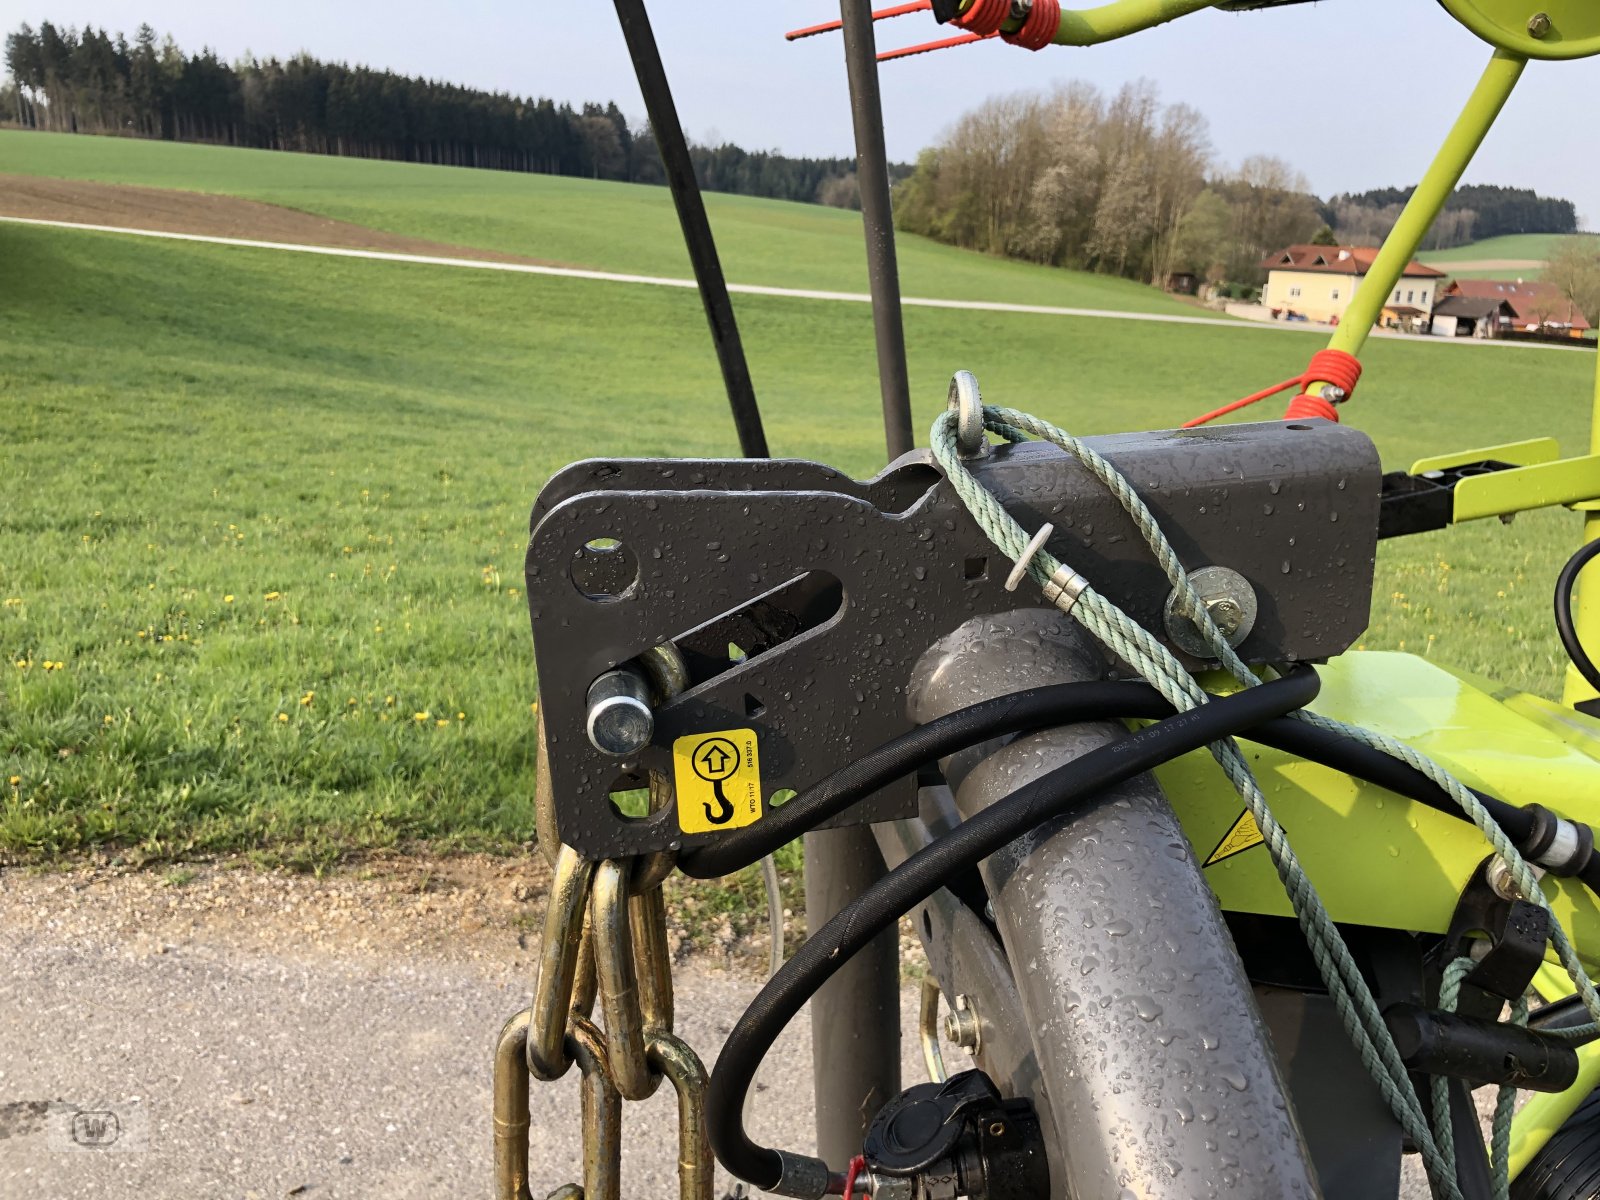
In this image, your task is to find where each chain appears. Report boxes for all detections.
[496,837,713,1200]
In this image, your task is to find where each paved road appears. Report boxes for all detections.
[0,862,1448,1199]
[2,921,943,1199]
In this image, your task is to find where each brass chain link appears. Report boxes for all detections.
[497,838,712,1200]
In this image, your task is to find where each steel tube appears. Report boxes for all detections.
[1052,0,1219,44]
[838,0,914,459]
[803,824,902,1168]
[908,610,1319,1198]
[611,0,768,459]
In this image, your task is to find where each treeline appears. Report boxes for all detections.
[894,82,1584,289]
[894,82,1326,288]
[1330,183,1577,249]
[1,21,885,207]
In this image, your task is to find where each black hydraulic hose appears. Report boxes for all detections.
[681,679,1600,893]
[1247,716,1534,841]
[677,681,1170,879]
[707,668,1321,1193]
[1555,537,1600,697]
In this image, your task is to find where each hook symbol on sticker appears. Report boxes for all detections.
[673,730,764,835]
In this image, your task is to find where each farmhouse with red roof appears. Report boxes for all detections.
[1261,245,1446,332]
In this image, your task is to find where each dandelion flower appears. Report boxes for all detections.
[264,591,281,601]
[414,711,429,722]
[276,713,289,723]
[436,719,450,728]
[457,712,466,721]
[7,775,18,786]
[300,691,315,707]
[223,595,235,604]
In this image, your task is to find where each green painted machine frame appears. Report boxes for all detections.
[1000,0,1600,1181]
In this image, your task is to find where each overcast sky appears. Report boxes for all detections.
[9,1,1598,226]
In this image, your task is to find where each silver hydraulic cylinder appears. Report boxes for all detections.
[908,610,1319,1200]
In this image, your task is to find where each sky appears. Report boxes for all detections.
[7,1,1598,226]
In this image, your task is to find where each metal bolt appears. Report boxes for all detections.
[1206,596,1245,639]
[1486,856,1545,902]
[1162,565,1259,658]
[1528,11,1552,38]
[585,666,654,756]
[944,994,982,1052]
[1319,384,1348,404]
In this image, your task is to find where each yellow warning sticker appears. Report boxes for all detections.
[673,728,764,835]
[1203,810,1265,867]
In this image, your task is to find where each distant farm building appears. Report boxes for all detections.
[1430,294,1518,339]
[1436,279,1592,339]
[1261,245,1445,330]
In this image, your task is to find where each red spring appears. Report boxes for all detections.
[1284,349,1362,424]
[1002,0,1059,49]
[949,0,1011,35]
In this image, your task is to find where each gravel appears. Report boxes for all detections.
[0,860,1467,1198]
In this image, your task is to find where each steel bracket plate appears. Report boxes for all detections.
[525,419,1380,859]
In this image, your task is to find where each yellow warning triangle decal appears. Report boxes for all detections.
[1204,810,1264,867]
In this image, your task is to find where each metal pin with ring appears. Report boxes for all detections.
[1004,522,1089,616]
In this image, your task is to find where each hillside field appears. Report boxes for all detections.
[1423,232,1590,264]
[0,129,1197,315]
[3,133,1599,863]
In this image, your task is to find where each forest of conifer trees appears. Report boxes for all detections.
[1,21,881,206]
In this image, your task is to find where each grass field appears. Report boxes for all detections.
[1423,233,1587,263]
[0,130,1198,315]
[4,134,1600,865]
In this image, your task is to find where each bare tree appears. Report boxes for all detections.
[1546,238,1600,326]
[1144,100,1210,285]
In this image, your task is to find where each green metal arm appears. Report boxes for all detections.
[1050,0,1219,45]
[1319,49,1526,368]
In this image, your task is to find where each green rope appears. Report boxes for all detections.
[1434,957,1530,1196]
[931,400,1600,1200]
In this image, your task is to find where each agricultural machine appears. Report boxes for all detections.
[499,3,1600,1197]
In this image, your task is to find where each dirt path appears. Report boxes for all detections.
[0,174,569,268]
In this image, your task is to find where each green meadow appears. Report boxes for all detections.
[0,129,1197,314]
[3,132,1598,863]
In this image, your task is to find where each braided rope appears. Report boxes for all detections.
[1434,957,1530,1197]
[930,401,1600,1198]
